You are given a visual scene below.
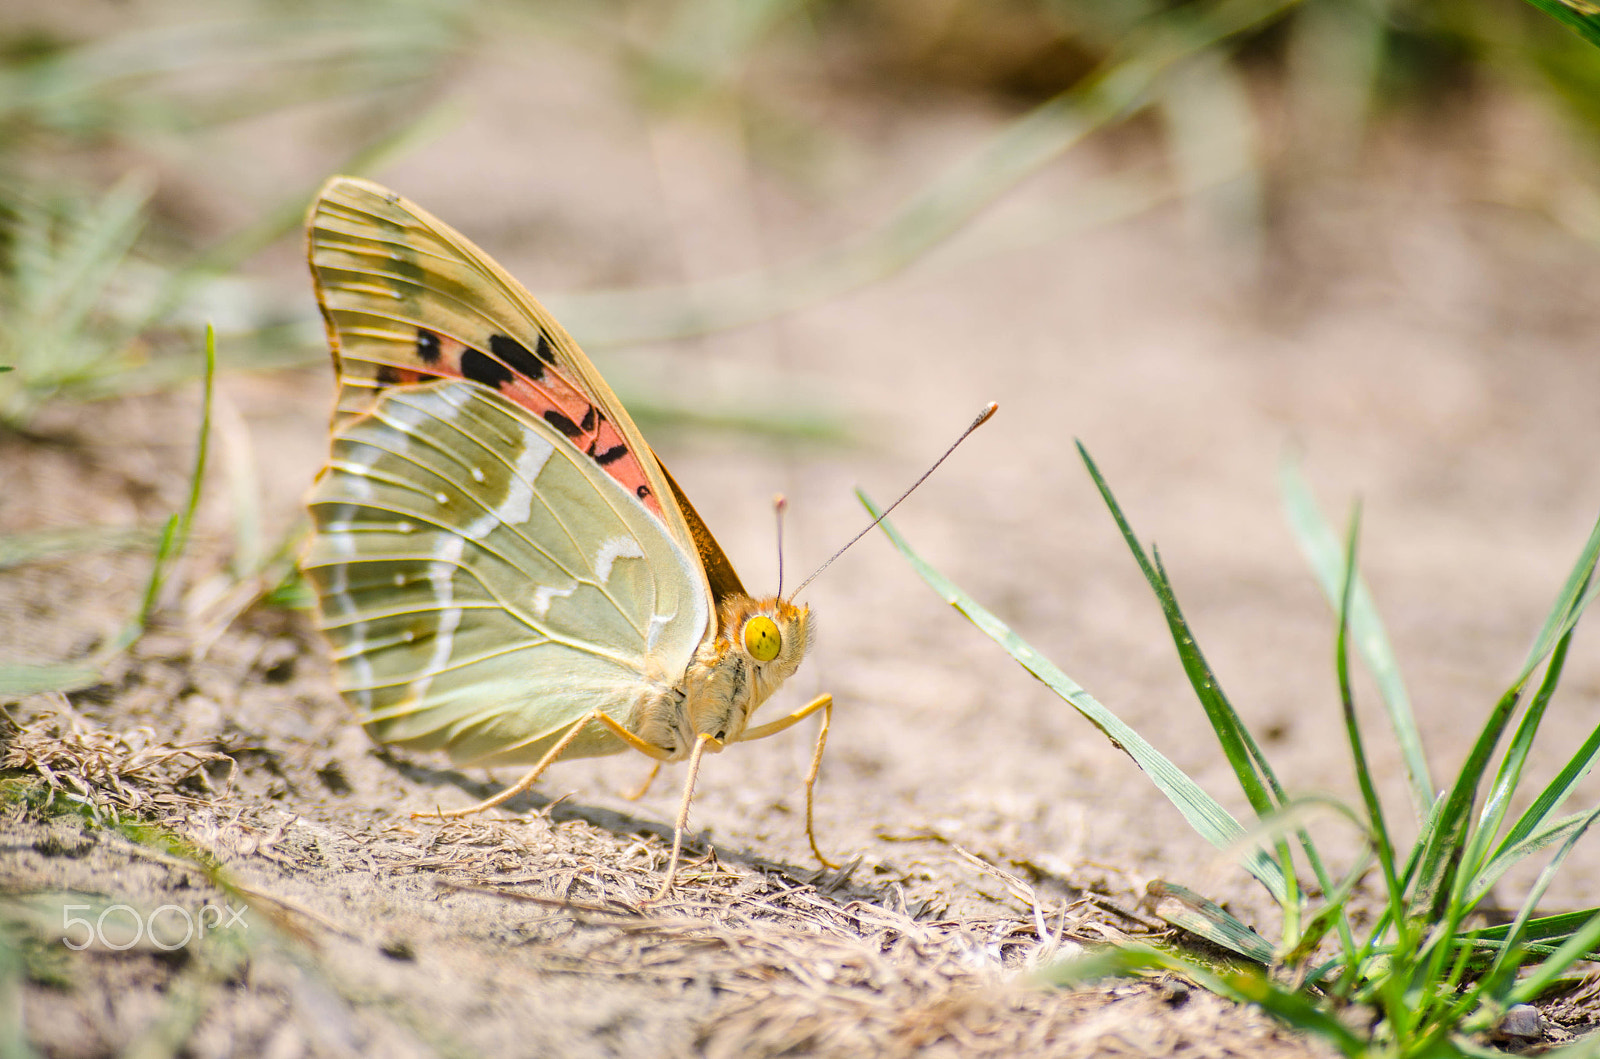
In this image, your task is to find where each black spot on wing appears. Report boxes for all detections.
[580,405,596,432]
[416,328,442,365]
[636,485,650,500]
[535,334,557,366]
[592,443,629,466]
[461,348,513,390]
[376,364,401,386]
[544,410,583,437]
[489,334,545,381]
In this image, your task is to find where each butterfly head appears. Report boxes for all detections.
[686,595,811,746]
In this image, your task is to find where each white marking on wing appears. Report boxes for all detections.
[320,531,356,615]
[460,509,497,540]
[594,536,645,583]
[531,582,577,617]
[646,612,671,652]
[500,434,552,526]
[409,535,465,702]
[330,462,374,500]
[377,398,429,436]
[321,529,373,707]
[456,433,551,541]
[348,655,374,709]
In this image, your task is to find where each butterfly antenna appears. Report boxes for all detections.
[789,402,997,601]
[774,494,788,599]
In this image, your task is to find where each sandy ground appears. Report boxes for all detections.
[4,26,1600,1058]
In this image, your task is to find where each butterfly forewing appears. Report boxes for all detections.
[312,180,684,528]
[304,380,709,766]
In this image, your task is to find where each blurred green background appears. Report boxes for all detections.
[3,0,1599,427]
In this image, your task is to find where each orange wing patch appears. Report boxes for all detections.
[389,326,663,519]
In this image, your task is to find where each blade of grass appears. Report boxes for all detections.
[1477,712,1600,894]
[1511,907,1600,1004]
[1328,506,1438,1043]
[0,664,103,696]
[1280,845,1372,968]
[0,526,161,570]
[1472,812,1597,902]
[1332,504,1406,935]
[1475,908,1600,947]
[1514,516,1600,687]
[1519,0,1600,47]
[1043,945,1366,1058]
[1075,443,1309,921]
[1484,806,1600,986]
[1280,457,1432,818]
[1079,445,1281,818]
[108,325,215,656]
[1463,607,1585,904]
[1144,880,1276,963]
[861,491,1289,905]
[1412,515,1600,922]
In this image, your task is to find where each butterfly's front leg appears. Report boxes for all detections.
[622,761,662,801]
[739,693,836,868]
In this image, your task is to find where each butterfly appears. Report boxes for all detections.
[301,176,838,885]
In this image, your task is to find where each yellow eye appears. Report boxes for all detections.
[743,616,781,662]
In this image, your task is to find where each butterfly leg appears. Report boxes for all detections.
[739,694,836,868]
[622,761,662,801]
[421,709,671,819]
[651,732,721,901]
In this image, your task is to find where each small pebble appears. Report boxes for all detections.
[1496,1004,1544,1042]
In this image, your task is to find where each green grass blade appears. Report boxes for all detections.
[1411,700,1535,923]
[1216,966,1369,1058]
[0,525,160,570]
[0,920,41,1059]
[1279,457,1432,818]
[1468,617,1582,894]
[1472,812,1595,902]
[1079,444,1281,818]
[1514,516,1600,687]
[1511,907,1600,1004]
[1038,944,1367,1058]
[1414,515,1600,921]
[1520,0,1600,48]
[129,325,215,641]
[1475,908,1600,947]
[0,664,103,695]
[1074,443,1310,920]
[1332,505,1406,924]
[1145,880,1276,963]
[1281,847,1370,967]
[862,492,1289,904]
[1486,806,1600,985]
[1483,713,1600,882]
[1036,943,1172,988]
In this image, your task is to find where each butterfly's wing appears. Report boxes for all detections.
[304,176,735,765]
[307,176,749,607]
[304,379,708,765]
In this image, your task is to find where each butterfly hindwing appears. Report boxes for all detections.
[304,379,710,766]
